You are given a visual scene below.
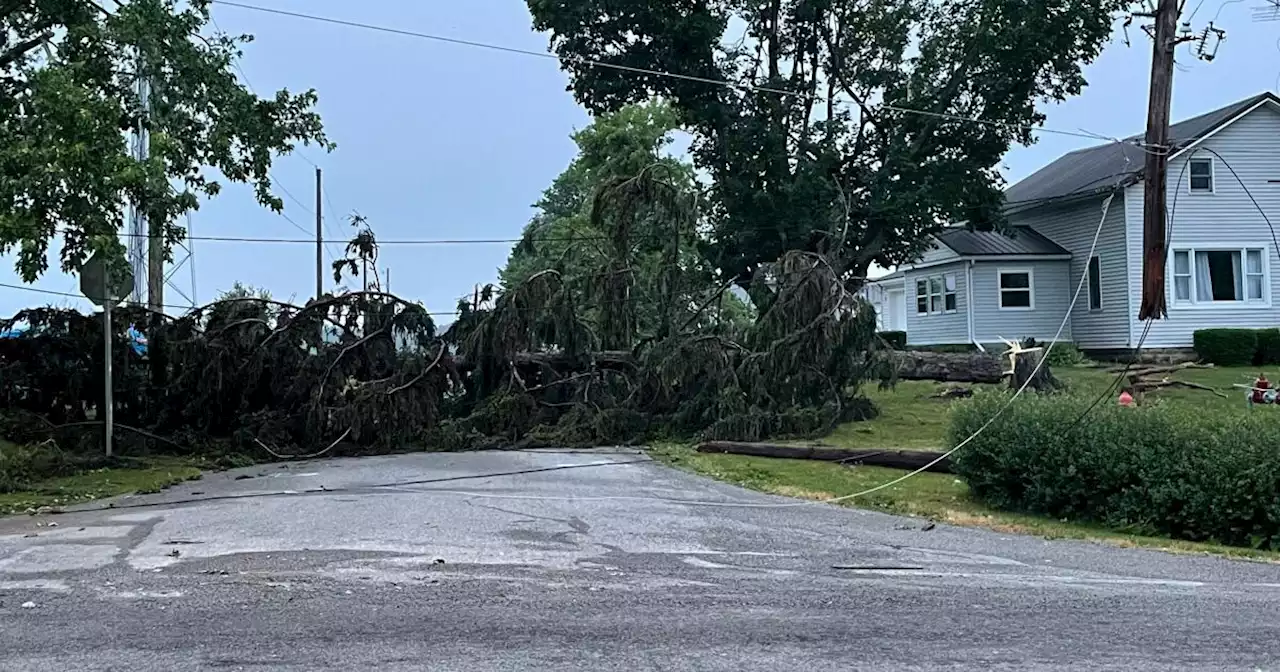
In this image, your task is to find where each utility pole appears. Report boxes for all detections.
[315,167,324,300]
[137,58,163,314]
[1136,0,1179,321]
[128,53,150,307]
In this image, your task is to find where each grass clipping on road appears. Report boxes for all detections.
[649,444,1280,563]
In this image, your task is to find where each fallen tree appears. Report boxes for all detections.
[696,441,953,474]
[892,351,1004,384]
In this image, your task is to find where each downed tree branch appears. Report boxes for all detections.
[1132,379,1227,398]
[450,350,637,372]
[696,441,953,474]
[1116,361,1213,378]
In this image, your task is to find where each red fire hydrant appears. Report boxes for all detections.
[1253,373,1270,405]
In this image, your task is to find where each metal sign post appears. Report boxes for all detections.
[102,298,114,457]
[80,251,134,458]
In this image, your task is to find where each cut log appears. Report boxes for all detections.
[891,351,1005,384]
[695,441,953,474]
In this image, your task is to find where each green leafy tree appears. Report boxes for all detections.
[0,0,331,281]
[526,0,1126,304]
[332,213,380,293]
[500,101,751,345]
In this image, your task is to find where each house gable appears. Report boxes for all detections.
[1124,100,1280,348]
[1005,91,1280,210]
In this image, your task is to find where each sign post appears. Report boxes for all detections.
[80,252,134,457]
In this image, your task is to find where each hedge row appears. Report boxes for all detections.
[1193,328,1280,366]
[950,392,1280,550]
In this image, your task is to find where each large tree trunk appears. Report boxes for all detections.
[1009,348,1061,393]
[696,442,953,474]
[891,351,1005,383]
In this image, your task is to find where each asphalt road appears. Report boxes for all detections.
[1,449,1278,671]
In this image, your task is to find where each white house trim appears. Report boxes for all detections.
[965,259,977,346]
[1168,98,1280,161]
[997,267,1036,311]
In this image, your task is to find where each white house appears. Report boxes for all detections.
[866,91,1280,354]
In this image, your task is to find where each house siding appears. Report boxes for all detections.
[970,260,1073,343]
[1012,195,1130,348]
[1126,103,1280,348]
[904,261,969,345]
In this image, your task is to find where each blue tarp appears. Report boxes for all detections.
[0,323,148,355]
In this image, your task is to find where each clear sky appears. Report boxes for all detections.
[4,0,1278,319]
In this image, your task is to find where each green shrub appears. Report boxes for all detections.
[1022,338,1087,367]
[949,392,1280,550]
[1193,328,1259,365]
[1255,328,1280,365]
[878,331,907,350]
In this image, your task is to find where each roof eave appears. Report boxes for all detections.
[1002,176,1137,217]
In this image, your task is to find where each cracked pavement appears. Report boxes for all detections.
[1,449,1278,671]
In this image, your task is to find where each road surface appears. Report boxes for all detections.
[1,449,1278,671]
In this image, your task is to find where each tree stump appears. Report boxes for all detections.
[1010,348,1061,393]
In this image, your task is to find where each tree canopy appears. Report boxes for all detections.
[0,0,331,281]
[499,100,752,343]
[526,0,1127,298]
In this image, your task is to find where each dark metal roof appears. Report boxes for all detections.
[1003,91,1280,208]
[935,226,1070,257]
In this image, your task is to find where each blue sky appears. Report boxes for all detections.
[3,0,1278,319]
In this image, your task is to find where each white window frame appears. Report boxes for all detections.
[1168,245,1271,308]
[914,272,958,316]
[1187,157,1214,194]
[1087,255,1102,312]
[997,268,1035,311]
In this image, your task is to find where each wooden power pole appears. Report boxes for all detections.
[1136,0,1181,321]
[315,167,324,300]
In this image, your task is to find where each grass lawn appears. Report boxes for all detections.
[655,361,1280,562]
[650,444,1280,562]
[0,457,204,516]
[824,363,1263,450]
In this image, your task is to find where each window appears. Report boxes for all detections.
[1173,251,1192,301]
[1188,158,1214,193]
[1087,256,1102,311]
[998,269,1033,310]
[915,273,957,315]
[1170,247,1268,304]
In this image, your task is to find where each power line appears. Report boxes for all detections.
[211,0,1122,144]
